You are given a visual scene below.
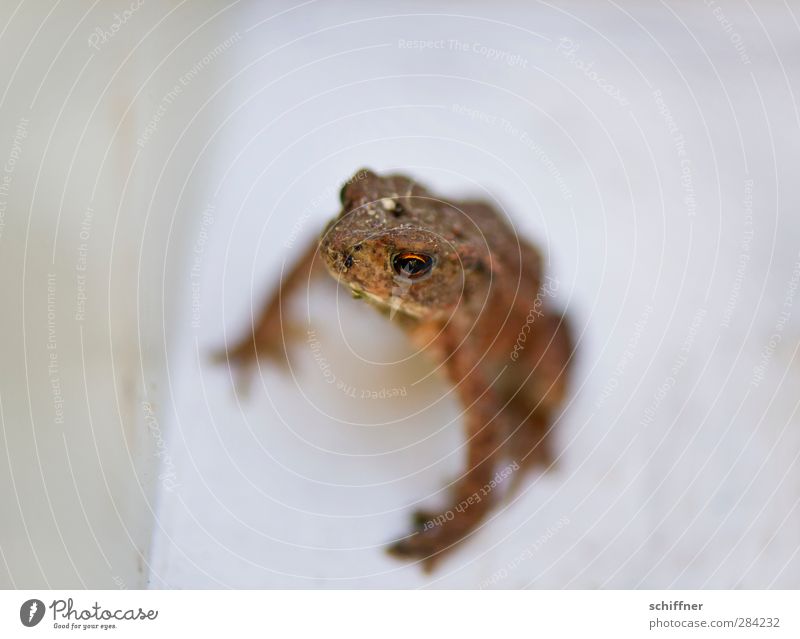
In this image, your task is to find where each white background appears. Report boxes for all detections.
[0,0,799,589]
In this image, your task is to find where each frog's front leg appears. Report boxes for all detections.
[387,347,504,571]
[214,237,323,370]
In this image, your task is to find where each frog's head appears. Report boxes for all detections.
[319,169,488,320]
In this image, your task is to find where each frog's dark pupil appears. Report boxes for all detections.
[344,254,354,269]
[392,252,433,279]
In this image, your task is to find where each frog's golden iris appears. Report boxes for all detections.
[392,251,434,280]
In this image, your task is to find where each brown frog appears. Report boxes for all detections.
[218,169,573,571]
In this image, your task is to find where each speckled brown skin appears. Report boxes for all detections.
[219,169,572,571]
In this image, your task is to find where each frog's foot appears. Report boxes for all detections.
[387,502,491,572]
[212,328,290,369]
[387,508,450,571]
[386,525,451,573]
[387,536,439,573]
[212,322,304,395]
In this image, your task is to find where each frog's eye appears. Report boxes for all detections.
[392,251,434,280]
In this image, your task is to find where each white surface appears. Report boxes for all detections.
[146,1,800,588]
[0,2,234,588]
[3,1,798,590]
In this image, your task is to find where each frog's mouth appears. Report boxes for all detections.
[323,256,427,319]
[346,283,425,320]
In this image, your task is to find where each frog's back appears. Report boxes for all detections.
[455,199,543,302]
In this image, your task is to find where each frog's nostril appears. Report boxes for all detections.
[343,254,354,269]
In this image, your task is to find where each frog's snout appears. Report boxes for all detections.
[318,228,356,278]
[324,245,362,279]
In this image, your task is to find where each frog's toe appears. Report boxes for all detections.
[386,537,415,559]
[387,535,427,559]
[411,509,438,529]
[386,536,443,573]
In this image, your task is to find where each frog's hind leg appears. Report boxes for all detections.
[501,401,555,485]
[386,346,505,572]
[500,311,573,485]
